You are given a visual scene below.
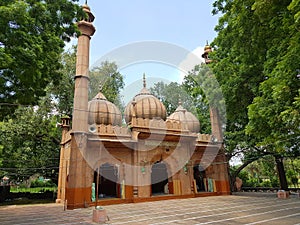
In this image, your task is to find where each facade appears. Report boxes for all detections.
[56,4,230,209]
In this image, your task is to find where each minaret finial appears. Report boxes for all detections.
[85,0,88,4]
[178,99,182,106]
[143,73,146,88]
[206,40,209,45]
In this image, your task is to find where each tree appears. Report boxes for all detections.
[48,53,126,117]
[242,157,274,187]
[0,0,83,119]
[245,1,300,154]
[211,0,300,190]
[0,57,126,184]
[0,97,61,183]
[211,0,266,159]
[149,78,212,134]
[285,158,300,187]
[183,64,225,134]
[245,0,300,190]
[89,61,125,109]
[149,81,191,114]
[49,47,77,117]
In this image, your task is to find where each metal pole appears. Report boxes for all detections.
[95,165,99,208]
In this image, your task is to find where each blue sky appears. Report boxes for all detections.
[76,0,220,101]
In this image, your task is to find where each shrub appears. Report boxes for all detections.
[30,179,56,188]
[270,178,279,187]
[30,179,44,188]
[261,180,271,187]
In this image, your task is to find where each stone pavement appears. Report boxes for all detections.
[0,193,299,225]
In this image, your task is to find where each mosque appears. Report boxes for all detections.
[56,3,230,209]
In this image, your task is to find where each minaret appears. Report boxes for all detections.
[201,42,222,142]
[66,3,96,209]
[202,42,230,194]
[56,116,70,204]
[72,3,95,132]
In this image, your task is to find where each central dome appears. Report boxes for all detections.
[124,75,166,123]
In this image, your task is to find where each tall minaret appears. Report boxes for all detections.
[72,3,95,132]
[201,42,223,142]
[202,42,230,194]
[66,3,96,209]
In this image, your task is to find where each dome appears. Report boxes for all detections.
[167,103,200,133]
[124,75,166,123]
[88,92,122,126]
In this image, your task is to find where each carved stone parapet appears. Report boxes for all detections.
[197,134,212,142]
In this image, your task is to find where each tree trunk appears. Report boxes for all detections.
[275,156,289,191]
[229,156,262,192]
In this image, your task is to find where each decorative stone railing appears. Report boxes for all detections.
[130,117,184,130]
[197,134,212,142]
[93,124,131,137]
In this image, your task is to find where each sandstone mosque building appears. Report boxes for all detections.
[56,3,230,209]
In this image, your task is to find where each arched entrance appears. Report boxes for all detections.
[151,162,169,195]
[94,163,120,198]
[193,165,206,192]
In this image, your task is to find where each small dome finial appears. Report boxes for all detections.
[143,73,146,88]
[85,0,88,4]
[178,99,182,106]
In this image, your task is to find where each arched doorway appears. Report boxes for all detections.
[94,163,120,198]
[193,165,206,192]
[151,162,169,195]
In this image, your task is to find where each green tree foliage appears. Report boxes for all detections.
[183,64,225,134]
[285,158,300,187]
[211,0,266,158]
[234,156,300,188]
[0,0,83,118]
[246,0,300,157]
[149,74,211,134]
[211,0,300,190]
[49,47,77,117]
[149,81,192,115]
[89,61,125,109]
[0,57,126,183]
[48,53,125,117]
[0,98,61,182]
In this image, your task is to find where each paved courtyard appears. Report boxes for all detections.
[0,193,299,225]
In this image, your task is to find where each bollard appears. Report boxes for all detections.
[92,206,107,223]
[277,190,289,199]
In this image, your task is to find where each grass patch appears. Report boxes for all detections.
[0,198,54,206]
[10,187,57,193]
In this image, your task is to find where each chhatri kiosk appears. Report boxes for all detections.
[56,3,230,209]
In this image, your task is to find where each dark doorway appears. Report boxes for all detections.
[151,162,169,195]
[94,163,119,198]
[193,165,206,192]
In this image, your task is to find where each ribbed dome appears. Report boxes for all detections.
[167,103,200,133]
[124,76,166,123]
[88,92,122,126]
